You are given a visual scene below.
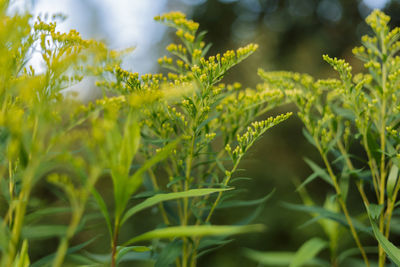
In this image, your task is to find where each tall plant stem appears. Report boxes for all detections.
[182,135,196,267]
[363,134,380,201]
[189,157,241,267]
[337,140,370,206]
[318,146,370,267]
[111,217,120,267]
[378,32,388,267]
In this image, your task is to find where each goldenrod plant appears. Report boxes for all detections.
[97,11,291,267]
[248,9,400,267]
[0,2,290,267]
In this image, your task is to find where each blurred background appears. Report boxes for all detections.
[9,0,400,266]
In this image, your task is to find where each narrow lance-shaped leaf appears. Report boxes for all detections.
[116,139,180,220]
[122,224,265,247]
[387,164,398,199]
[368,204,400,266]
[121,188,232,224]
[283,202,372,235]
[31,236,99,267]
[119,112,140,175]
[91,188,112,237]
[303,158,334,187]
[289,237,327,267]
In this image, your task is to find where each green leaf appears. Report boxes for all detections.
[303,158,334,187]
[121,188,232,224]
[116,246,151,264]
[339,172,350,202]
[283,202,372,235]
[166,176,185,188]
[131,139,180,182]
[244,249,295,265]
[235,204,265,226]
[296,173,320,191]
[13,240,30,267]
[289,238,327,267]
[387,164,399,199]
[31,236,99,267]
[91,188,112,237]
[217,189,274,209]
[302,128,317,147]
[368,206,400,266]
[119,112,140,174]
[25,207,71,224]
[337,246,378,264]
[244,248,330,267]
[21,225,67,240]
[115,139,180,220]
[122,224,265,246]
[368,203,384,220]
[154,240,182,267]
[196,238,233,259]
[0,223,10,252]
[197,236,233,259]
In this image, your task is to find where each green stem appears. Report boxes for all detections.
[318,145,370,267]
[182,135,196,267]
[337,140,370,206]
[111,217,121,267]
[378,31,388,267]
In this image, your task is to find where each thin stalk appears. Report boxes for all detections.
[318,145,370,267]
[182,135,196,267]
[363,134,380,201]
[8,160,14,227]
[378,31,388,267]
[164,163,184,223]
[111,217,120,267]
[205,158,240,223]
[189,157,242,267]
[337,140,370,206]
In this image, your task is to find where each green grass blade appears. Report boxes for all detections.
[121,188,232,224]
[122,224,265,246]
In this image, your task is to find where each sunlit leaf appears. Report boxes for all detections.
[123,224,265,246]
